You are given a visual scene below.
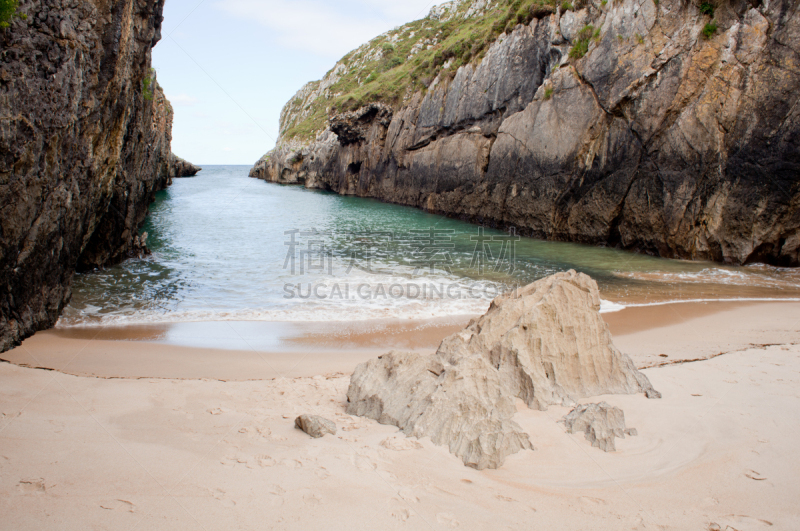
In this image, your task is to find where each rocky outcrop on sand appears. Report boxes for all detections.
[170,154,202,177]
[562,402,637,452]
[295,414,337,438]
[0,0,179,351]
[346,271,658,469]
[348,350,535,469]
[252,0,800,267]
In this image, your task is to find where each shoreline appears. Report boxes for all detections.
[1,300,798,529]
[3,300,798,380]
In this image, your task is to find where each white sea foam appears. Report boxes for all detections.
[599,299,627,313]
[615,266,800,290]
[56,300,494,327]
[597,297,800,315]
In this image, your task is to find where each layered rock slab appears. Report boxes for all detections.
[346,270,659,469]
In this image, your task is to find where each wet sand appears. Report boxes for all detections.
[0,317,472,380]
[45,316,474,352]
[0,301,799,529]
[2,301,798,379]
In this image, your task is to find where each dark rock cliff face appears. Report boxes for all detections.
[169,154,201,177]
[0,0,179,351]
[252,0,800,267]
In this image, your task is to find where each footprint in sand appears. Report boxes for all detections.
[279,458,304,469]
[211,488,236,508]
[16,478,46,494]
[390,507,411,521]
[254,426,286,442]
[303,492,322,505]
[398,487,419,503]
[436,512,460,528]
[256,455,277,467]
[353,454,376,471]
[579,496,608,514]
[221,453,256,469]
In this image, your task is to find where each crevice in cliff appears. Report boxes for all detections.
[606,167,642,248]
[571,68,615,118]
[407,135,437,152]
[496,130,535,157]
[480,135,497,175]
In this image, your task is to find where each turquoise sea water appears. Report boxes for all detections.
[59,166,800,326]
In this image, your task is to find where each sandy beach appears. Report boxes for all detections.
[0,301,798,529]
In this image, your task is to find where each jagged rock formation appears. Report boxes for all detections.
[562,402,637,452]
[170,154,201,177]
[348,350,535,469]
[0,0,187,351]
[251,0,800,267]
[346,271,659,469]
[294,414,337,438]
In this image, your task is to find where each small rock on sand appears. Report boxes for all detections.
[294,414,336,438]
[562,402,633,452]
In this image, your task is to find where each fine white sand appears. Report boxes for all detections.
[1,302,799,530]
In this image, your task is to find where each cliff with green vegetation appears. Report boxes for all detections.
[0,0,192,351]
[275,0,555,142]
[251,0,800,267]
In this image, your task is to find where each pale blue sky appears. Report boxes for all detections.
[154,0,446,165]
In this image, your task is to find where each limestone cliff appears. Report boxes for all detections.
[251,0,800,267]
[0,0,185,351]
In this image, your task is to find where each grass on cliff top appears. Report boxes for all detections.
[281,0,562,141]
[0,0,26,28]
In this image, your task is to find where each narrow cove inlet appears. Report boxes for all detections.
[2,0,799,529]
[61,166,800,331]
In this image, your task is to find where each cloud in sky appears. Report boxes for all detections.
[156,0,452,163]
[215,0,443,58]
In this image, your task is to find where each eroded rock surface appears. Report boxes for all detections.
[252,0,800,267]
[346,271,658,469]
[562,402,637,452]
